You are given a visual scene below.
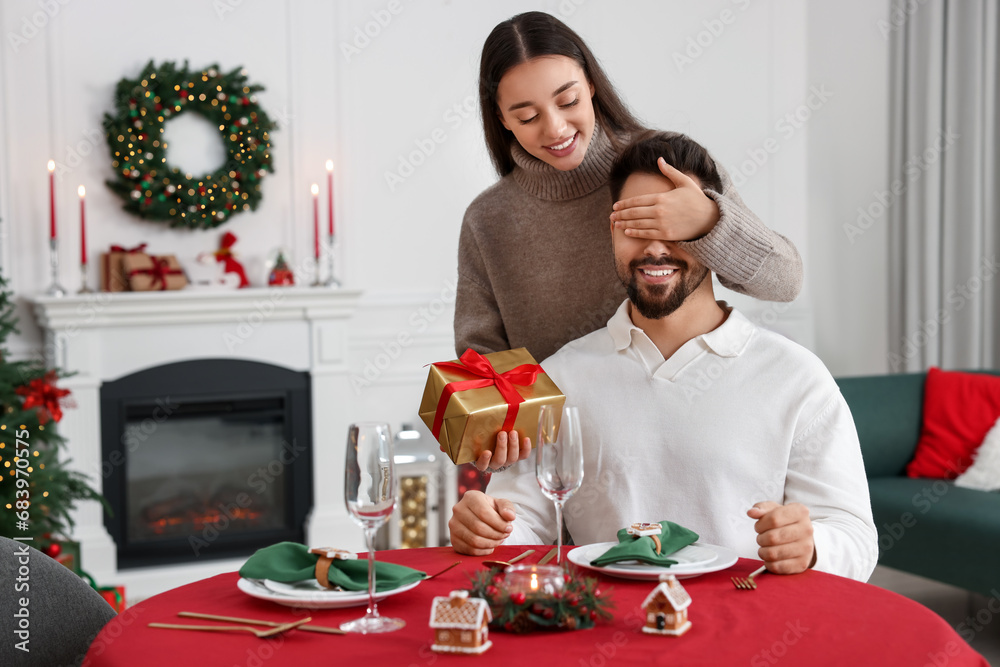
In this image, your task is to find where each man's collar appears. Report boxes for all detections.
[607,299,754,358]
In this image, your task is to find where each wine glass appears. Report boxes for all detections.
[340,422,405,634]
[536,405,584,565]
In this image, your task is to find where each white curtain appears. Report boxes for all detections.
[888,0,1000,372]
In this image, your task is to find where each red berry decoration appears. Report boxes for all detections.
[486,585,499,597]
[510,592,526,605]
[44,542,61,558]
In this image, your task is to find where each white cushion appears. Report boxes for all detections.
[954,416,1000,492]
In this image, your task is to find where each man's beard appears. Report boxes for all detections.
[617,255,710,319]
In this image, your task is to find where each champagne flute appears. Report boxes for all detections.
[536,405,584,565]
[340,422,405,634]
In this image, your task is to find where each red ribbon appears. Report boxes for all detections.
[430,349,544,440]
[129,257,182,291]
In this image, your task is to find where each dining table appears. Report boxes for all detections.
[84,545,989,666]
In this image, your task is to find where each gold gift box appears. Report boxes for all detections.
[419,348,565,465]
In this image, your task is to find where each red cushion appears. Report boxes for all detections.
[907,368,1000,478]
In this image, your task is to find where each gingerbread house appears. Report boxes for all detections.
[641,574,692,636]
[429,590,493,654]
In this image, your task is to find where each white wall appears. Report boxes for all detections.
[806,0,892,376]
[0,0,893,421]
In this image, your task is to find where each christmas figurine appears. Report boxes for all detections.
[214,231,249,287]
[429,590,493,654]
[268,250,295,286]
[641,574,692,636]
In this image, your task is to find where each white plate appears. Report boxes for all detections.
[237,577,421,609]
[567,541,738,580]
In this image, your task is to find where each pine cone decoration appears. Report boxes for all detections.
[510,610,534,634]
[562,615,578,631]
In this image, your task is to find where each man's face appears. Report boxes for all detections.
[612,172,710,320]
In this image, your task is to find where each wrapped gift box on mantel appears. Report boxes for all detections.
[123,253,188,291]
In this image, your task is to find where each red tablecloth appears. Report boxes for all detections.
[84,546,988,666]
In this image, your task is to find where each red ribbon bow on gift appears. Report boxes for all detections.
[109,243,148,254]
[430,349,544,440]
[129,257,181,291]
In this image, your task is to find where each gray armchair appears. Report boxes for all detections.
[1,536,117,666]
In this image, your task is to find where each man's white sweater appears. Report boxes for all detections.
[486,301,878,582]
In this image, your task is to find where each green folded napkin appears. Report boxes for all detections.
[239,542,426,592]
[591,521,699,567]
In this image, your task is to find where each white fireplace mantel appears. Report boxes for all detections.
[31,286,363,600]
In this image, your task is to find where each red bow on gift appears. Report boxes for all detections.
[16,371,72,424]
[430,349,544,439]
[213,231,249,288]
[129,257,182,290]
[109,243,147,254]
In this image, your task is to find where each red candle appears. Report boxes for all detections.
[311,183,320,259]
[47,160,57,239]
[325,160,335,237]
[78,185,87,266]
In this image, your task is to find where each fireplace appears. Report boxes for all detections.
[100,359,312,568]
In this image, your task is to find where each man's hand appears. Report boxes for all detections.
[449,490,517,555]
[610,159,720,241]
[747,501,816,574]
[474,430,532,473]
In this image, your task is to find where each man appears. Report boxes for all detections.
[449,131,877,581]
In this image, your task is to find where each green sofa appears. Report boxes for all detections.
[836,371,1000,596]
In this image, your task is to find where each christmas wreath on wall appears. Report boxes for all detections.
[103,60,276,230]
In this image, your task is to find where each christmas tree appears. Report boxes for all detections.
[0,274,106,551]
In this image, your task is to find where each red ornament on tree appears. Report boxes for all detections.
[16,370,72,424]
[44,542,62,558]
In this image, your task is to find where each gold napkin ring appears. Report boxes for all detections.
[315,555,334,589]
[309,547,356,590]
[626,522,663,554]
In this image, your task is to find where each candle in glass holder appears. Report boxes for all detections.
[504,565,564,597]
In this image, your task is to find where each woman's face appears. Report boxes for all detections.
[496,55,596,171]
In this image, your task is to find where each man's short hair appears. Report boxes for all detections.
[609,130,724,201]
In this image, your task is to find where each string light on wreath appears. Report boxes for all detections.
[103,60,276,230]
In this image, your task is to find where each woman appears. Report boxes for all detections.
[457,11,802,472]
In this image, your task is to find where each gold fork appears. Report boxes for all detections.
[178,613,343,635]
[150,617,311,637]
[732,565,768,590]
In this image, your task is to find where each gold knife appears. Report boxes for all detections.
[538,548,557,565]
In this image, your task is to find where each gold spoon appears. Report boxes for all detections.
[482,549,535,569]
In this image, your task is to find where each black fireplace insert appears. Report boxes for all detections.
[100,359,312,568]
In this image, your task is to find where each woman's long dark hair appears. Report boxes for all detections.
[479,11,645,176]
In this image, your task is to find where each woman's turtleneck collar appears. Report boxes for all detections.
[510,123,619,201]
